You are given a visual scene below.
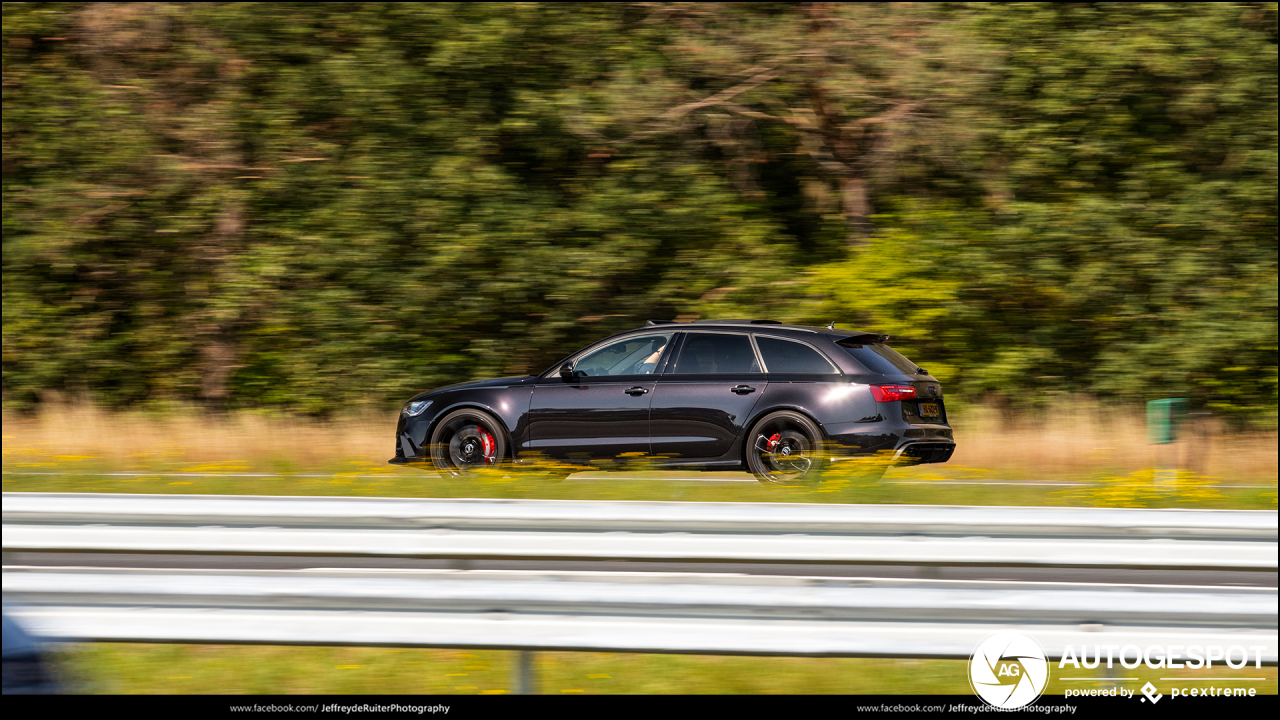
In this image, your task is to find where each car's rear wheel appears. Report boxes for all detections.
[429,409,507,477]
[745,411,826,485]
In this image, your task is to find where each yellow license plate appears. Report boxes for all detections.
[919,402,940,418]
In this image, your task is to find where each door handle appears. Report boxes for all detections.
[625,386,650,396]
[731,385,756,394]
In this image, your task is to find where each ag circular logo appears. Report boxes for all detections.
[969,632,1049,709]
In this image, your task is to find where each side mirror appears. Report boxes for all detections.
[559,362,575,379]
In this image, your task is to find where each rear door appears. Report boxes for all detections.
[649,332,768,460]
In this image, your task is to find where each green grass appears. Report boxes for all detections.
[3,457,1275,510]
[50,644,1279,695]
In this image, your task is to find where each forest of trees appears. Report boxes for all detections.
[3,3,1276,419]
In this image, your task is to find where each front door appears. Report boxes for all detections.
[526,333,673,461]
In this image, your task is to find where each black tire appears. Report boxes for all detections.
[429,409,508,477]
[745,410,826,485]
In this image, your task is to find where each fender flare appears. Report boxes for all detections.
[425,402,515,461]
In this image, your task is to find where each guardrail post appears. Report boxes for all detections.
[514,650,535,695]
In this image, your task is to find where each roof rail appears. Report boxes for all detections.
[644,319,679,326]
[688,319,782,325]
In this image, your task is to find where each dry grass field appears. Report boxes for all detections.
[2,401,393,471]
[4,399,1274,483]
[942,401,1277,481]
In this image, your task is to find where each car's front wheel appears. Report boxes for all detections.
[429,409,507,477]
[745,411,826,485]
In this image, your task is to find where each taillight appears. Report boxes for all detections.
[869,384,916,402]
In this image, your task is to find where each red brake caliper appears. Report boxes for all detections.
[479,429,496,465]
[767,433,781,452]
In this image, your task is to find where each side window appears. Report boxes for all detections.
[574,334,672,376]
[756,336,839,373]
[672,333,760,374]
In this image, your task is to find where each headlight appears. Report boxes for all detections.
[402,400,432,417]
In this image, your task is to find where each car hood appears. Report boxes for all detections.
[410,375,536,401]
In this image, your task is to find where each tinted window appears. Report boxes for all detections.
[575,334,672,376]
[673,333,760,374]
[843,343,919,375]
[757,336,838,373]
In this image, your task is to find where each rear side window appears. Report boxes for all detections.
[673,333,760,374]
[842,343,919,375]
[756,336,838,374]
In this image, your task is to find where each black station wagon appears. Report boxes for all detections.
[389,320,954,484]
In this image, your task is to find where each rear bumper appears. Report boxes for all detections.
[824,420,954,465]
[892,442,956,465]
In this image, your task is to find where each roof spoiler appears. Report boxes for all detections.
[836,333,890,346]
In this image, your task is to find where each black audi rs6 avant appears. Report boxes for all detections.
[389,320,954,484]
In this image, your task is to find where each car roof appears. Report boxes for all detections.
[640,316,849,333]
[639,319,875,337]
[544,320,889,376]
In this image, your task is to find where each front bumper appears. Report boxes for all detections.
[389,431,427,465]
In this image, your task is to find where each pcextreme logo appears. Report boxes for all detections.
[970,632,1050,709]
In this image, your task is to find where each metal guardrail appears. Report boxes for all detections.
[3,493,1276,571]
[4,567,1277,662]
[5,492,1275,538]
[3,492,1277,680]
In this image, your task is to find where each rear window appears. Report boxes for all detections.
[756,336,838,374]
[842,343,920,375]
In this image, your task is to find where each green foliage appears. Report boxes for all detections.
[805,4,1277,416]
[3,3,1275,419]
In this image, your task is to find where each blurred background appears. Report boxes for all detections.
[4,2,1275,418]
[2,1,1276,696]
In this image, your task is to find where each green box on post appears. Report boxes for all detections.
[1147,398,1187,444]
